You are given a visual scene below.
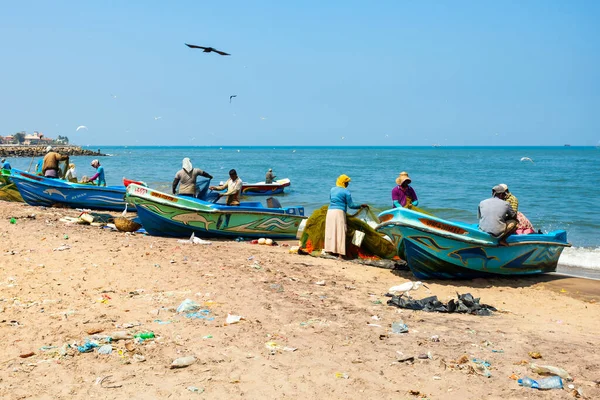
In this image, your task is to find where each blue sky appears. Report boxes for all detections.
[1,1,598,146]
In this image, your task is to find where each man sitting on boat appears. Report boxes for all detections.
[478,185,518,245]
[88,160,106,186]
[42,146,69,179]
[65,163,77,183]
[172,158,214,198]
[392,171,418,208]
[210,169,242,206]
[265,168,276,184]
[497,183,535,235]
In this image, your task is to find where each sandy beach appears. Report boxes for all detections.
[1,201,599,399]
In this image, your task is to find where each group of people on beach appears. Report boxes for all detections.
[323,171,535,258]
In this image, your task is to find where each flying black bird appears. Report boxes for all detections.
[185,43,230,56]
[229,95,237,103]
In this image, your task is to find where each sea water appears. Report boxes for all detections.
[7,146,600,275]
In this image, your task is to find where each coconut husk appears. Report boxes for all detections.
[114,217,142,232]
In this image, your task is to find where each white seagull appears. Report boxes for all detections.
[520,157,534,162]
[76,125,88,132]
[154,116,162,120]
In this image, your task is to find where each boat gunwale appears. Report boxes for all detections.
[377,221,571,248]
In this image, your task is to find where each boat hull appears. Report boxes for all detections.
[126,184,305,239]
[241,178,291,196]
[10,170,132,212]
[377,208,570,280]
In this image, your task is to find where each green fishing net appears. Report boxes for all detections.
[299,205,397,259]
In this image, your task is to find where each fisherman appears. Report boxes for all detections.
[65,163,78,183]
[42,146,69,179]
[209,169,243,206]
[498,183,535,234]
[265,168,276,184]
[392,171,418,208]
[88,159,106,186]
[498,183,518,212]
[324,174,367,259]
[478,185,518,245]
[172,158,214,198]
[1,158,11,170]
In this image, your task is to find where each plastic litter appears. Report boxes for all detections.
[472,358,491,368]
[77,341,99,353]
[109,331,133,340]
[170,356,196,369]
[53,245,71,251]
[187,386,204,393]
[315,280,326,286]
[391,321,409,334]
[530,363,572,381]
[134,332,155,340]
[473,362,492,378]
[528,351,542,359]
[335,372,349,379]
[10,218,16,224]
[177,299,200,313]
[518,375,563,390]
[98,344,113,354]
[386,293,496,316]
[430,335,440,342]
[225,314,244,325]
[185,310,215,321]
[388,281,428,296]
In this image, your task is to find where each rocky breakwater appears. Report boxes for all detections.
[0,146,105,158]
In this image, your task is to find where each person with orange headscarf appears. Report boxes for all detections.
[324,174,367,258]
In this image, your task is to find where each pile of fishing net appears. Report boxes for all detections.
[299,205,397,260]
[0,173,23,202]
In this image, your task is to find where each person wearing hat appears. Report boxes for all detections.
[42,146,69,179]
[88,159,106,186]
[498,183,518,213]
[324,174,367,258]
[265,168,276,184]
[65,163,78,183]
[478,185,518,245]
[392,171,418,208]
[1,158,11,170]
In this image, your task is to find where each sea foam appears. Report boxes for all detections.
[558,247,600,270]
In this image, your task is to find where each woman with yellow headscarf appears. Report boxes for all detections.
[324,174,367,258]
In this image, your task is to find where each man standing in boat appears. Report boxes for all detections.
[42,146,69,179]
[265,168,276,184]
[172,158,214,198]
[210,169,242,206]
[478,185,518,246]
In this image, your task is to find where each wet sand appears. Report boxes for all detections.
[0,201,599,399]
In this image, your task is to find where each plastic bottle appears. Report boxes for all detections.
[10,218,16,224]
[134,332,155,339]
[518,375,563,390]
[109,331,133,340]
[170,356,196,369]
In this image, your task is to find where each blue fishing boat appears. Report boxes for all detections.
[241,178,291,196]
[10,169,132,212]
[376,207,570,280]
[125,183,306,239]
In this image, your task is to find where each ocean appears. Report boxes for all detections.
[7,146,600,277]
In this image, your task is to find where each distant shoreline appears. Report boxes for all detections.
[0,145,106,158]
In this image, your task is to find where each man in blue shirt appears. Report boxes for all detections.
[88,159,106,186]
[1,158,11,170]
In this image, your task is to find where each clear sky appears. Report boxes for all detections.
[1,1,598,146]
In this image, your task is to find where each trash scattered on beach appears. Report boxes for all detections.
[315,280,326,286]
[528,351,542,359]
[518,375,563,390]
[19,352,35,358]
[431,335,440,342]
[53,245,70,251]
[187,386,205,393]
[170,356,196,369]
[530,363,572,380]
[391,321,409,334]
[98,344,113,354]
[225,314,244,325]
[387,293,497,316]
[335,372,349,379]
[177,299,200,313]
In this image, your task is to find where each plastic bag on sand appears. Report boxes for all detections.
[177,299,200,313]
[530,363,572,381]
[225,314,244,325]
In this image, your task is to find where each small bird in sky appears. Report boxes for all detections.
[185,43,230,56]
[154,116,162,120]
[110,94,117,99]
[341,136,345,140]
[520,157,534,162]
[229,95,237,103]
[260,116,267,120]
[76,125,88,132]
